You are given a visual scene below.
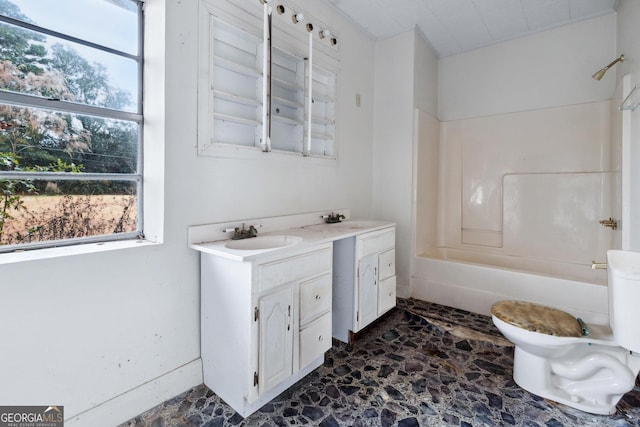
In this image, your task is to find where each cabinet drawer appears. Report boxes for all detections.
[358,228,395,257]
[299,313,332,369]
[378,249,395,281]
[378,276,396,314]
[299,274,332,325]
[258,247,332,292]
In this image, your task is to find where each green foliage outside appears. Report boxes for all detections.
[0,0,138,245]
[0,151,36,241]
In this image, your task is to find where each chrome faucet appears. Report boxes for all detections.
[225,223,259,240]
[322,212,345,224]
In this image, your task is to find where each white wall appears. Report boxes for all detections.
[616,0,640,80]
[373,31,414,295]
[192,1,377,224]
[373,30,438,296]
[413,109,439,257]
[0,1,376,425]
[413,30,438,118]
[412,29,439,262]
[438,13,617,121]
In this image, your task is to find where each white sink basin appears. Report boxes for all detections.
[224,235,302,250]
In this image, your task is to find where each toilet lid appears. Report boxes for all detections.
[491,300,583,337]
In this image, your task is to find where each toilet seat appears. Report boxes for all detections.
[491,300,583,337]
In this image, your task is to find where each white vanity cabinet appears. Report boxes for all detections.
[200,242,332,417]
[332,226,396,343]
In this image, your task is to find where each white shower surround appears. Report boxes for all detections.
[412,99,620,323]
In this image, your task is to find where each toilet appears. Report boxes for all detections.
[491,249,640,415]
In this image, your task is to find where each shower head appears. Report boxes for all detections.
[592,54,624,80]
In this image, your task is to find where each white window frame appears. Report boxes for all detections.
[197,0,339,162]
[0,0,146,254]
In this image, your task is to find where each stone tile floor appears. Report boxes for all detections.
[121,299,640,426]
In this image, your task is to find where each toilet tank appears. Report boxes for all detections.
[607,250,640,353]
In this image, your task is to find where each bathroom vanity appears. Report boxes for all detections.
[198,241,333,417]
[332,227,396,343]
[189,210,395,417]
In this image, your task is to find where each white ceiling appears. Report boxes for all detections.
[327,0,618,57]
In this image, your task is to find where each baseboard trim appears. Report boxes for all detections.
[66,358,203,427]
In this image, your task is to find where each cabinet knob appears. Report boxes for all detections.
[315,294,321,300]
[318,335,323,341]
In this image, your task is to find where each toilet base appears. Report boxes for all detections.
[512,346,639,415]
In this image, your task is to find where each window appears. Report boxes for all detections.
[0,0,143,252]
[198,0,338,160]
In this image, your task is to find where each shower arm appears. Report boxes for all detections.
[593,55,624,80]
[603,55,624,71]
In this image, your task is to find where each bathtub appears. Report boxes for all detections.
[411,248,609,325]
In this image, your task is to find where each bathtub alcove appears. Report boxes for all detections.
[412,100,622,324]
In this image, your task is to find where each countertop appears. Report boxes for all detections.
[189,219,395,262]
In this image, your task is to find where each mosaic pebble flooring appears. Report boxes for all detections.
[121,299,640,426]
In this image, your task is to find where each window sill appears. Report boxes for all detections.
[198,143,337,165]
[0,238,160,265]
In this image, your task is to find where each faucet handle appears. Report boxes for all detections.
[246,224,261,238]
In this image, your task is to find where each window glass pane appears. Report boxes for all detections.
[0,20,139,113]
[3,0,139,55]
[0,103,138,174]
[0,0,141,250]
[0,179,137,245]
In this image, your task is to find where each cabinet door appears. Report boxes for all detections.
[258,286,294,395]
[357,253,378,330]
